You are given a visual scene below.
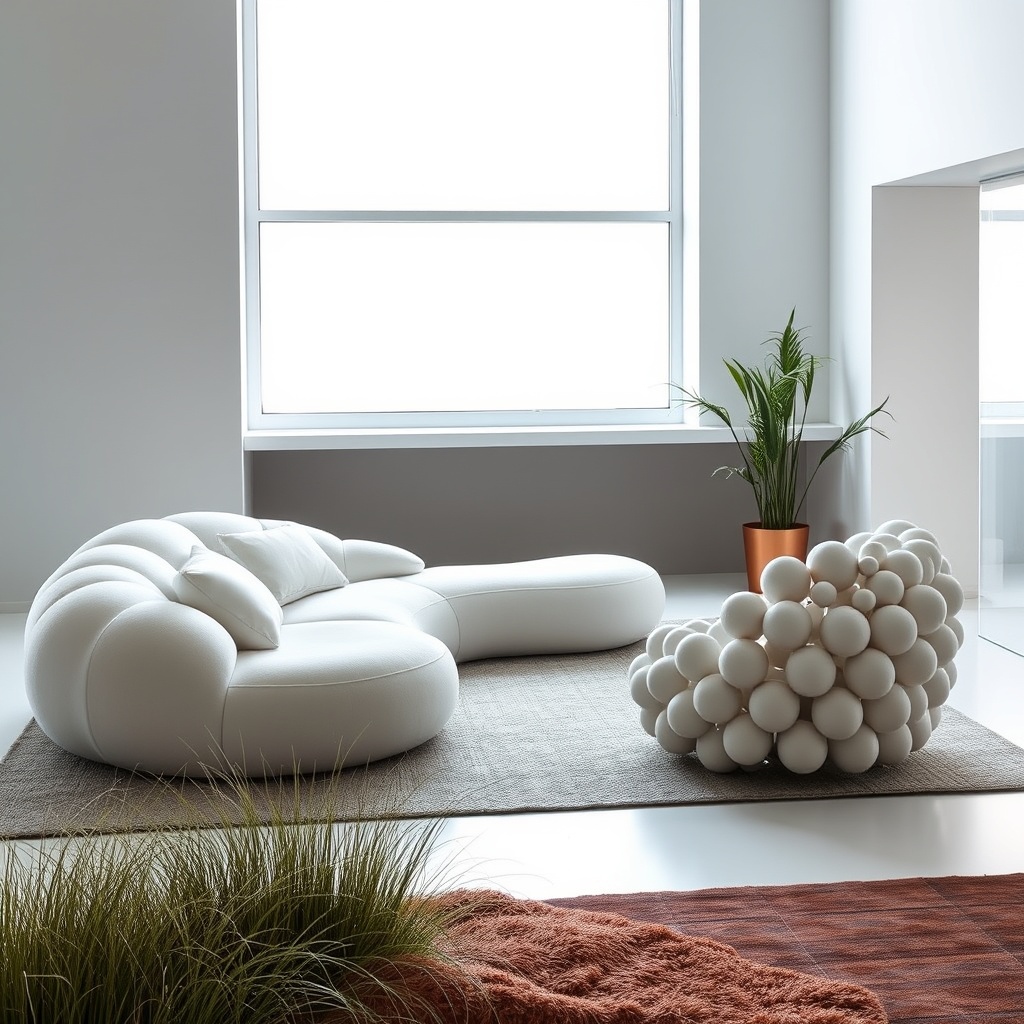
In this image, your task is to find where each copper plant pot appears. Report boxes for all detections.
[743,522,810,593]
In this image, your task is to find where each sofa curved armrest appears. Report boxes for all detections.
[25,583,236,775]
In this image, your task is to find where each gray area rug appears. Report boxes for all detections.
[3,637,1023,839]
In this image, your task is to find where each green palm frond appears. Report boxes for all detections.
[674,309,891,530]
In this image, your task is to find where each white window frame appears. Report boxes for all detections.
[241,0,684,436]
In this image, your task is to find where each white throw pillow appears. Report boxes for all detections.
[172,547,283,650]
[218,524,349,605]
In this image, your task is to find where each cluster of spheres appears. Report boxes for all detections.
[629,521,964,774]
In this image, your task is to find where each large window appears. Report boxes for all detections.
[243,0,683,431]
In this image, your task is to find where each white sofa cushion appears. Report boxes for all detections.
[172,547,283,650]
[218,524,349,605]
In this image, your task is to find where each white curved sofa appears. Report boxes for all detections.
[25,512,664,777]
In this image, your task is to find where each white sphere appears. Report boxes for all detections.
[891,638,939,687]
[859,540,889,564]
[722,713,774,766]
[807,540,860,590]
[884,549,925,589]
[629,665,662,712]
[707,618,732,646]
[692,672,743,725]
[923,623,960,667]
[862,684,912,733]
[946,615,965,648]
[844,531,874,553]
[674,632,722,683]
[829,724,880,774]
[785,644,837,697]
[660,625,695,658]
[639,706,659,737]
[843,647,896,700]
[719,591,768,639]
[876,725,914,765]
[628,652,652,680]
[908,712,933,752]
[686,618,713,633]
[922,667,951,709]
[871,532,903,552]
[809,580,838,608]
[930,705,944,729]
[718,639,770,690]
[655,710,698,755]
[696,727,739,773]
[762,600,813,651]
[811,687,864,740]
[666,688,713,739]
[931,573,964,617]
[646,655,690,704]
[776,720,829,774]
[869,605,918,656]
[857,554,881,577]
[877,519,917,537]
[901,538,941,584]
[900,585,947,635]
[818,606,871,658]
[760,556,812,603]
[946,660,958,688]
[902,683,929,722]
[851,587,877,614]
[646,623,678,660]
[747,678,801,733]
[866,569,905,606]
[898,527,938,544]
[763,641,792,670]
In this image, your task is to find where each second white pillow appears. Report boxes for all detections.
[218,524,349,605]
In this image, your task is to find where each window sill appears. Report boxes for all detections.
[243,423,844,451]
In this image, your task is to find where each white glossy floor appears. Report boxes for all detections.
[4,574,1024,900]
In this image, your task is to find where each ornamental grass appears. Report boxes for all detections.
[0,770,469,1024]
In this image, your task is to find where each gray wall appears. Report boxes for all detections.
[252,442,827,574]
[251,0,835,574]
[0,0,244,608]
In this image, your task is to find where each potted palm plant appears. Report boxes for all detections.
[678,309,890,592]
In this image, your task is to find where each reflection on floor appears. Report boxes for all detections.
[3,573,1024,899]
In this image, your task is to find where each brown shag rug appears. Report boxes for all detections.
[353,888,886,1024]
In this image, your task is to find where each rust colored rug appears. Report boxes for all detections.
[549,874,1024,1024]
[355,888,887,1023]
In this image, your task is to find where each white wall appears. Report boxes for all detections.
[871,187,979,582]
[831,0,1024,594]
[0,0,244,607]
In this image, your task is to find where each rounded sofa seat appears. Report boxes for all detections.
[224,621,458,776]
[24,512,665,778]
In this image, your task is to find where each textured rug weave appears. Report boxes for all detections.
[549,873,1024,1024]
[3,638,1024,839]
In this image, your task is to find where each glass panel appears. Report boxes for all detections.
[256,0,669,211]
[258,221,669,414]
[979,180,1024,654]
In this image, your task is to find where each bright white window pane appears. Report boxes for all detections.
[256,0,669,212]
[259,222,669,414]
[980,183,1024,405]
